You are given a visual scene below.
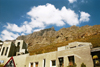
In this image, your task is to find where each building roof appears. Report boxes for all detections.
[91,47,100,52]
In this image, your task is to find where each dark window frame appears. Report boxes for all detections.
[52,60,56,66]
[1,47,5,55]
[5,47,9,56]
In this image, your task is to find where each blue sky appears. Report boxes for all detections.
[0,0,100,41]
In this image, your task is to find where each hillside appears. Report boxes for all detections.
[16,25,100,55]
[29,34,100,55]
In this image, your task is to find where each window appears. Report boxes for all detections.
[5,47,8,56]
[18,54,20,55]
[1,47,5,55]
[70,46,76,49]
[68,56,75,66]
[51,60,56,66]
[17,42,20,52]
[0,45,2,52]
[78,44,84,47]
[35,62,38,67]
[43,59,46,67]
[29,62,33,67]
[30,63,33,67]
[17,42,20,47]
[58,57,64,67]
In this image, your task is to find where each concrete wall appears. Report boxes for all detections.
[58,46,66,51]
[26,51,57,67]
[0,42,12,57]
[25,45,93,67]
[15,40,24,52]
[0,54,29,67]
[57,45,93,67]
[0,42,3,52]
[15,40,28,54]
[0,56,8,65]
[68,42,92,48]
[8,42,16,57]
[0,41,94,67]
[13,54,29,67]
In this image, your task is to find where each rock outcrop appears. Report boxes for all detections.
[16,25,100,51]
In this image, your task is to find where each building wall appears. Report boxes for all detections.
[26,51,57,67]
[0,40,28,66]
[57,45,93,67]
[0,42,12,57]
[0,56,8,65]
[8,42,16,57]
[0,41,94,67]
[15,40,28,54]
[25,45,93,67]
[15,40,24,52]
[13,54,29,67]
[0,54,28,67]
[0,42,3,52]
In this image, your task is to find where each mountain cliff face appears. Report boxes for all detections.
[16,25,100,51]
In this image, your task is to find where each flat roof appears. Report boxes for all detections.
[91,47,100,52]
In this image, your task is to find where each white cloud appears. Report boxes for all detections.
[33,28,44,32]
[5,21,33,34]
[0,3,90,41]
[80,11,90,22]
[5,23,24,33]
[1,30,19,41]
[27,3,79,26]
[68,0,77,3]
[21,33,25,35]
[27,4,65,26]
[60,7,79,25]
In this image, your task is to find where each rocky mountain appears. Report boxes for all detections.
[16,25,100,52]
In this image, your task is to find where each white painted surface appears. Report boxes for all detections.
[0,43,3,44]
[34,63,35,67]
[58,46,66,51]
[29,63,30,67]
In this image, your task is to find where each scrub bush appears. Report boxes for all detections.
[81,63,86,67]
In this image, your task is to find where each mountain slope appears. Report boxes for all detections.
[16,25,100,55]
[29,34,100,55]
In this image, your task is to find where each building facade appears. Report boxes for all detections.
[0,40,3,52]
[0,40,99,67]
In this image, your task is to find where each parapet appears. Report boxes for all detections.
[68,41,92,48]
[57,41,92,51]
[57,46,66,51]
